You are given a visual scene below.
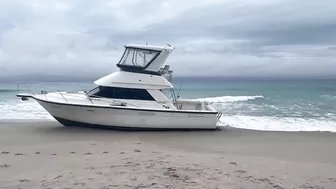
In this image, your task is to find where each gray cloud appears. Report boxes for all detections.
[0,0,336,81]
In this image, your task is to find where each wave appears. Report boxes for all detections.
[2,95,335,133]
[194,95,264,103]
[0,89,22,93]
[218,115,336,132]
[0,100,53,120]
[321,95,336,100]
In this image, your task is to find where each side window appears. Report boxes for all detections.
[90,86,155,101]
[161,89,172,100]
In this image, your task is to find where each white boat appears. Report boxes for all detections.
[17,44,222,130]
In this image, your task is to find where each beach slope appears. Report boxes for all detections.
[1,121,336,188]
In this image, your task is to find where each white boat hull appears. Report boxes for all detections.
[35,99,219,130]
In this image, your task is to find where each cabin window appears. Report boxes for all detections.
[161,89,173,100]
[87,86,155,101]
[118,48,160,68]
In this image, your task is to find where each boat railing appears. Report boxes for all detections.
[58,90,68,102]
[84,94,126,106]
[15,83,138,107]
[57,92,140,108]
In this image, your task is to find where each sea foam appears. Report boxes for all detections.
[193,95,264,103]
[0,100,53,120]
[218,115,336,132]
[1,96,336,133]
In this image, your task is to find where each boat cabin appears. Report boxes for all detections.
[89,44,178,110]
[86,44,215,112]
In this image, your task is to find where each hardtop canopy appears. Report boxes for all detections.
[117,44,174,75]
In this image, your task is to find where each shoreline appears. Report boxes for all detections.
[1,121,336,188]
[1,118,335,134]
[0,119,54,123]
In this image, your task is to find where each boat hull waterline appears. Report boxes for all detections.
[34,97,219,131]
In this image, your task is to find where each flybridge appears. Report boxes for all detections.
[94,44,175,90]
[116,44,174,76]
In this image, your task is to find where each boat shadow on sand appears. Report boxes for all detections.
[36,120,228,133]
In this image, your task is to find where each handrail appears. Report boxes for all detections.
[86,93,94,104]
[15,83,151,109]
[58,90,68,102]
[44,93,48,100]
[59,92,141,108]
[87,94,141,108]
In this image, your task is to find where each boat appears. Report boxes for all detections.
[17,44,222,130]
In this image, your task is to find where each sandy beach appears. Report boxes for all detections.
[1,121,336,189]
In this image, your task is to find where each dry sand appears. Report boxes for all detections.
[1,121,336,189]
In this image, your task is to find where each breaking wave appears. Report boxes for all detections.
[321,95,336,100]
[194,95,264,103]
[0,89,23,93]
[218,115,336,132]
[1,95,336,133]
[0,100,53,120]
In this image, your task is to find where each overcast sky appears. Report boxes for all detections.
[0,0,336,81]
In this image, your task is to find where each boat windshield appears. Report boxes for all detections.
[118,48,160,68]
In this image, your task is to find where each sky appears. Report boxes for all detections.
[0,0,336,81]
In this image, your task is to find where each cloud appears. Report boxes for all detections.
[0,0,335,81]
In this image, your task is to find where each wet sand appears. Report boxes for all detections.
[1,121,336,188]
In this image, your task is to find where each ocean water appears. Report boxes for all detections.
[0,79,336,132]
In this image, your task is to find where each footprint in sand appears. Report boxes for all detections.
[329,178,336,182]
[0,164,11,168]
[84,152,92,155]
[235,170,247,174]
[15,153,24,156]
[244,175,253,180]
[84,166,95,170]
[52,154,57,156]
[70,152,76,154]
[54,175,63,179]
[134,150,141,152]
[1,151,10,154]
[19,179,30,183]
[119,152,125,154]
[103,151,108,154]
[229,162,237,166]
[35,152,41,154]
[74,182,85,186]
[167,167,176,172]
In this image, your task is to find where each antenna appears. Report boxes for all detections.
[177,80,184,98]
[146,42,148,45]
